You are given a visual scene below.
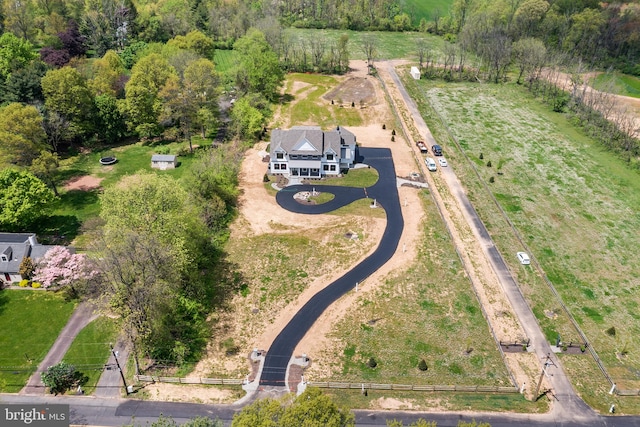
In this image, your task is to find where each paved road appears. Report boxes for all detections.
[21,302,98,395]
[260,147,404,387]
[378,62,592,418]
[3,393,640,426]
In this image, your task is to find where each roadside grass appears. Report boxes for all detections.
[590,72,640,98]
[316,192,511,387]
[403,0,454,26]
[285,29,443,61]
[325,389,547,413]
[0,290,76,392]
[62,316,118,395]
[309,192,335,204]
[280,73,363,128]
[402,74,640,401]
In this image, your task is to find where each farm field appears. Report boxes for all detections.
[403,0,454,26]
[403,75,640,410]
[286,29,443,61]
[0,290,76,392]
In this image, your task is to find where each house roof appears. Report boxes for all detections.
[0,233,58,275]
[270,126,356,156]
[151,154,177,162]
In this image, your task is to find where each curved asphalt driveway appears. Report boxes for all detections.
[260,147,403,386]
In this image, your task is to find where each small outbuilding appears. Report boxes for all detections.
[151,154,177,170]
[410,66,421,80]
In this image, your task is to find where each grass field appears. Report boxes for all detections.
[316,192,512,388]
[402,73,640,411]
[50,140,203,243]
[213,49,237,75]
[285,29,444,62]
[62,316,118,395]
[403,0,454,26]
[0,290,76,392]
[590,72,640,98]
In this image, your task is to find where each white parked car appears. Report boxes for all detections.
[438,158,448,167]
[517,252,530,265]
[425,157,437,171]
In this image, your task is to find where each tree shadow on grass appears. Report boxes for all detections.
[0,288,8,316]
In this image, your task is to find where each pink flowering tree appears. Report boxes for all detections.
[32,246,97,294]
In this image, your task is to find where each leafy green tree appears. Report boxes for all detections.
[121,53,176,137]
[41,66,95,139]
[231,397,285,427]
[229,95,268,141]
[0,169,55,231]
[159,57,219,152]
[2,59,47,104]
[90,50,126,97]
[511,37,547,85]
[279,388,355,427]
[2,0,36,41]
[563,8,605,60]
[167,30,215,58]
[234,28,284,101]
[41,362,86,395]
[0,32,37,80]
[0,103,47,167]
[30,151,60,196]
[95,94,126,144]
[18,256,35,280]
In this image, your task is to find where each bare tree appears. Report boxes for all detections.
[362,34,378,73]
[511,37,547,85]
[416,38,428,69]
[309,36,327,69]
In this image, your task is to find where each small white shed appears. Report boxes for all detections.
[410,66,421,80]
[151,154,177,170]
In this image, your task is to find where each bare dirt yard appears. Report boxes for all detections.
[63,175,103,191]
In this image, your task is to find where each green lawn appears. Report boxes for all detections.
[403,0,455,25]
[402,73,640,411]
[0,290,76,392]
[286,29,444,61]
[213,49,237,75]
[590,72,640,98]
[62,316,119,395]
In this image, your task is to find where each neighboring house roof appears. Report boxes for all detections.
[0,233,58,275]
[151,154,177,162]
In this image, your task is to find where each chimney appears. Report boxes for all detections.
[28,235,38,246]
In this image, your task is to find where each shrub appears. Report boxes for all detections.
[479,152,484,159]
[489,176,495,183]
[382,124,386,129]
[351,101,355,107]
[19,279,29,287]
[391,129,396,136]
[367,357,377,368]
[391,135,395,142]
[263,173,270,183]
[418,359,428,371]
[32,282,42,289]
[606,326,616,337]
[486,161,492,167]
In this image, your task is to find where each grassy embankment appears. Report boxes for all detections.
[402,72,640,413]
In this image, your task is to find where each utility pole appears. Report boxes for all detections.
[535,353,555,398]
[111,344,129,395]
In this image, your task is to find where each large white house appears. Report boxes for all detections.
[269,126,357,179]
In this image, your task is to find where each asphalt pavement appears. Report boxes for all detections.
[260,147,404,387]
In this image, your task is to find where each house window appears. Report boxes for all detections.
[311,168,319,175]
[280,164,286,170]
[0,255,7,262]
[327,154,334,160]
[290,155,298,160]
[323,165,329,171]
[301,155,309,160]
[276,153,284,159]
[330,165,336,171]
[274,164,280,170]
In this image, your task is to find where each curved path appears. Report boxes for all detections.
[259,147,404,386]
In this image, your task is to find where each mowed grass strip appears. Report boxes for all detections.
[0,290,76,392]
[406,77,640,405]
[316,192,510,386]
[590,72,640,98]
[62,316,118,395]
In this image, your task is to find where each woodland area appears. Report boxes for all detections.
[1,0,640,366]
